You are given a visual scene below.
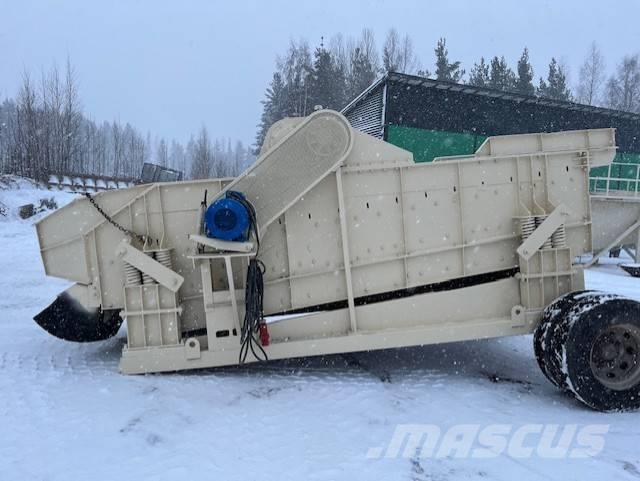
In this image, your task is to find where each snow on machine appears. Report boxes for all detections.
[34,110,640,411]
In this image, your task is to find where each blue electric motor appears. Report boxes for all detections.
[204,191,251,242]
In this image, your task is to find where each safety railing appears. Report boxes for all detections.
[590,162,640,199]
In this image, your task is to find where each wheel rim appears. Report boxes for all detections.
[590,324,640,391]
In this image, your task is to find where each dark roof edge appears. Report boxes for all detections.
[342,71,640,122]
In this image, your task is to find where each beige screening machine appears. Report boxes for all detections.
[35,110,640,411]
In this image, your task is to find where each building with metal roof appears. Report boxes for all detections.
[342,72,640,194]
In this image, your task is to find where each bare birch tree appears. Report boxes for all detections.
[577,42,606,105]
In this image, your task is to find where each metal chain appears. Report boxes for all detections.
[83,193,145,243]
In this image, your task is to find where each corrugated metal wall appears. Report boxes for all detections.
[343,85,385,139]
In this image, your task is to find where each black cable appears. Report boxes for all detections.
[239,258,268,364]
[226,191,260,253]
[225,191,268,364]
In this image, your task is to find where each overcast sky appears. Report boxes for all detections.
[3,0,640,145]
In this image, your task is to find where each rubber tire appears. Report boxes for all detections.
[562,296,640,412]
[544,292,623,394]
[534,290,593,388]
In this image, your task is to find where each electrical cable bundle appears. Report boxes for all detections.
[225,191,269,364]
[239,257,268,364]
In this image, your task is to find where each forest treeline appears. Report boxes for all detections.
[2,29,639,182]
[0,60,253,182]
[255,29,640,149]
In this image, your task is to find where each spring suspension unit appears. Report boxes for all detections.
[520,215,568,250]
[123,248,174,286]
[520,216,536,240]
[124,263,142,286]
[551,224,567,248]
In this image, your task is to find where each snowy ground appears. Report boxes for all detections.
[1,182,640,480]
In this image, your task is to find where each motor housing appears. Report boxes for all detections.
[204,191,251,241]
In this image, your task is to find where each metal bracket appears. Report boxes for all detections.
[189,234,254,253]
[115,240,184,292]
[185,337,201,360]
[585,216,640,267]
[510,305,526,327]
[517,204,571,261]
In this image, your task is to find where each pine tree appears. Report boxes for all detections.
[488,56,515,91]
[514,48,535,95]
[468,57,490,87]
[348,46,377,100]
[308,43,346,111]
[332,48,348,108]
[538,58,572,101]
[254,72,287,153]
[278,40,313,117]
[434,38,464,82]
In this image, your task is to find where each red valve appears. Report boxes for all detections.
[259,320,270,346]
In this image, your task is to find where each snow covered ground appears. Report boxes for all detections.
[1,182,639,480]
